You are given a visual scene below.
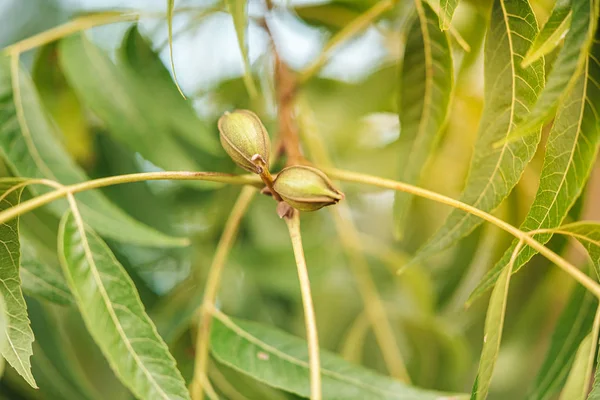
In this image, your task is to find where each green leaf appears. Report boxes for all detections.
[394,0,453,237]
[439,0,458,31]
[0,54,187,247]
[470,242,520,400]
[527,281,596,399]
[510,0,598,139]
[58,210,190,400]
[0,293,7,377]
[20,236,73,306]
[549,222,600,274]
[468,32,600,302]
[210,310,467,400]
[225,0,258,98]
[522,0,572,67]
[166,0,186,99]
[558,321,598,400]
[118,26,219,155]
[413,0,544,263]
[0,179,36,388]
[58,34,204,173]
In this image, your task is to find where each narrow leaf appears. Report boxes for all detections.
[118,27,219,154]
[58,210,190,400]
[394,0,454,237]
[0,180,36,387]
[58,34,202,173]
[0,294,6,377]
[510,0,598,139]
[226,0,257,98]
[210,310,467,400]
[0,54,187,247]
[527,281,596,399]
[20,236,73,306]
[166,0,187,98]
[470,242,521,400]
[468,33,600,302]
[559,309,599,400]
[549,222,600,274]
[522,0,572,67]
[414,0,544,262]
[439,0,458,31]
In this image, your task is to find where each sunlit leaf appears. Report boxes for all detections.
[225,0,257,98]
[413,0,544,263]
[58,210,190,400]
[118,26,219,155]
[20,236,73,306]
[548,222,600,274]
[0,179,36,387]
[210,310,467,400]
[470,242,520,400]
[522,0,571,67]
[58,34,204,173]
[439,0,458,31]
[468,33,600,302]
[558,312,599,400]
[509,0,598,139]
[0,54,188,247]
[394,0,453,237]
[527,281,596,399]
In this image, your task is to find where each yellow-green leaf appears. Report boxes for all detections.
[470,242,521,400]
[522,0,572,67]
[166,0,186,98]
[394,0,453,237]
[226,0,257,98]
[468,33,600,302]
[210,310,467,400]
[414,0,544,263]
[509,0,598,139]
[0,179,36,388]
[58,210,190,400]
[439,0,458,31]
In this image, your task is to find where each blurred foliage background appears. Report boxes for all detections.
[0,0,598,399]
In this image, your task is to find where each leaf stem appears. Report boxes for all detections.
[326,168,600,299]
[297,102,410,381]
[285,210,322,400]
[191,186,257,400]
[298,0,397,83]
[0,171,260,228]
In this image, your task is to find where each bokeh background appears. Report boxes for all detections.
[1,0,598,398]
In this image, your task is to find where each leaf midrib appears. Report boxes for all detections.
[213,310,433,399]
[67,205,170,400]
[435,0,519,245]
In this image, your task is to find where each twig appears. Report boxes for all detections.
[284,210,322,400]
[326,168,600,299]
[0,171,261,227]
[191,186,257,400]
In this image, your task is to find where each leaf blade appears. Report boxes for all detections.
[225,0,257,98]
[527,280,597,399]
[414,0,544,262]
[439,0,458,31]
[522,0,571,67]
[166,0,187,99]
[470,242,521,400]
[0,54,187,247]
[468,31,600,302]
[210,310,467,400]
[58,210,190,400]
[510,0,598,138]
[0,180,36,387]
[394,0,454,237]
